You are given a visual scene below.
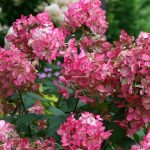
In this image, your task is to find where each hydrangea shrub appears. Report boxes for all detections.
[0,0,150,149]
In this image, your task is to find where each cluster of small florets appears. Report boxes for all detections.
[0,120,15,150]
[58,30,150,135]
[0,46,37,98]
[116,32,150,98]
[0,120,31,150]
[64,0,108,34]
[6,12,66,63]
[0,120,55,150]
[6,12,52,59]
[28,25,65,63]
[116,95,150,136]
[113,32,150,135]
[33,137,55,150]
[59,38,118,102]
[57,112,111,150]
[60,29,150,100]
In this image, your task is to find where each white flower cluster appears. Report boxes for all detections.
[5,26,13,48]
[44,0,78,25]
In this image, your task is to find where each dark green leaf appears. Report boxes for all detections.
[22,92,48,108]
[47,106,65,115]
[46,114,68,142]
[118,137,135,149]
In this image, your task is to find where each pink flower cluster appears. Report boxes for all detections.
[57,112,111,150]
[0,120,31,150]
[0,120,15,150]
[6,12,52,59]
[116,95,150,136]
[0,120,55,150]
[28,25,65,63]
[60,30,150,100]
[6,12,66,63]
[116,31,150,98]
[115,32,150,135]
[0,46,37,98]
[58,30,150,135]
[59,38,118,102]
[64,0,108,34]
[131,129,150,150]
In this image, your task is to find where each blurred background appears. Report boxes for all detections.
[0,0,150,46]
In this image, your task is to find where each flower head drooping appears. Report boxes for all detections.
[0,46,37,98]
[57,112,111,150]
[117,95,150,136]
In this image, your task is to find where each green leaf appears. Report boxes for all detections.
[16,114,40,125]
[65,28,83,43]
[107,122,126,143]
[43,86,58,95]
[48,114,67,128]
[74,28,84,40]
[9,91,19,100]
[4,115,16,123]
[47,106,65,115]
[22,92,48,108]
[106,121,135,149]
[46,114,68,142]
[137,129,145,137]
[59,97,78,112]
[118,137,135,149]
[133,134,140,143]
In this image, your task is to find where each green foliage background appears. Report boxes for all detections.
[106,0,150,41]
